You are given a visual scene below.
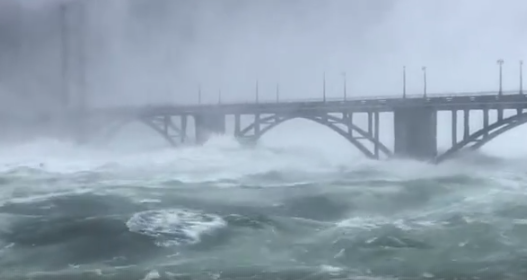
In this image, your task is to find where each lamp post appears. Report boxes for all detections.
[342,72,347,100]
[422,66,427,98]
[403,66,406,99]
[497,59,504,96]
[323,72,326,102]
[255,80,259,103]
[198,84,202,104]
[520,60,523,95]
[276,83,280,103]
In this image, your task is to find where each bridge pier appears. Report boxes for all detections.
[180,115,188,143]
[233,114,262,146]
[194,113,226,144]
[393,108,437,160]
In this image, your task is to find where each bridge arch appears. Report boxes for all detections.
[435,112,527,163]
[239,114,392,159]
[90,116,182,147]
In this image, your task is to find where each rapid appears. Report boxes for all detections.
[2,1,527,279]
[0,123,526,280]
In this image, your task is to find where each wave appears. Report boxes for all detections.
[126,208,226,247]
[0,135,527,278]
[0,173,525,279]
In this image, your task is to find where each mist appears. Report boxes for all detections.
[4,3,527,278]
[0,0,526,155]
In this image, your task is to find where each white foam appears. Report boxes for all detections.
[0,127,525,210]
[319,264,343,274]
[0,130,364,176]
[0,189,91,207]
[126,209,226,247]
[141,270,161,280]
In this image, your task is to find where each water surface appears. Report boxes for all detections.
[0,136,526,280]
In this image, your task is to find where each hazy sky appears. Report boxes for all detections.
[0,0,526,109]
[0,0,526,156]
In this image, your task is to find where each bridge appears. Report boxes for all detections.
[67,89,527,163]
[2,0,520,163]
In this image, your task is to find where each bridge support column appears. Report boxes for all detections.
[463,109,470,140]
[374,111,380,159]
[347,113,354,137]
[393,108,437,160]
[483,108,489,137]
[181,115,188,143]
[234,114,241,137]
[254,114,261,135]
[451,110,457,146]
[194,113,226,144]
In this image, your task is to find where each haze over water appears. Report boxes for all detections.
[1,0,527,279]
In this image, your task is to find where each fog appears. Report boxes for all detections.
[0,0,526,154]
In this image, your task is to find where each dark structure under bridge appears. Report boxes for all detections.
[69,89,527,164]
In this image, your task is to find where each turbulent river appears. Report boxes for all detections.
[0,133,527,280]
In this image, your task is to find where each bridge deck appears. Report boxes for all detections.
[93,90,527,117]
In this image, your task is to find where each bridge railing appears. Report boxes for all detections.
[236,90,504,105]
[91,89,523,113]
[171,89,517,106]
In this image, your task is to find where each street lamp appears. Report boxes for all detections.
[198,83,202,104]
[323,72,327,102]
[497,59,504,96]
[276,83,280,103]
[403,66,407,99]
[422,66,427,97]
[520,60,523,95]
[218,89,222,104]
[342,72,347,100]
[255,80,259,103]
